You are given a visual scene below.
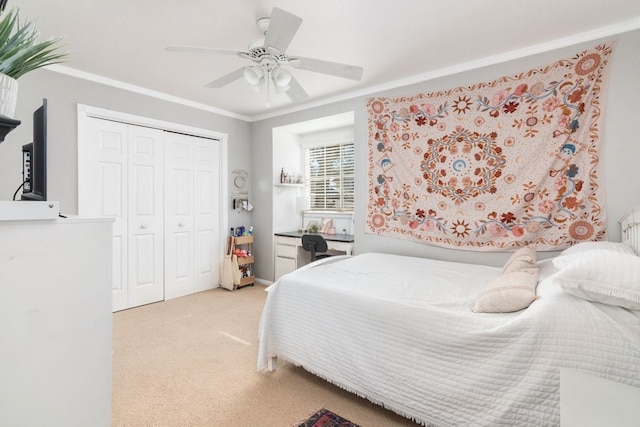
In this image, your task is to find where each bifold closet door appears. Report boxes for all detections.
[164,133,220,300]
[127,125,165,309]
[81,118,164,311]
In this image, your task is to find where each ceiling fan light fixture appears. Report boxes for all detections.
[243,65,264,85]
[272,67,292,88]
[249,81,264,93]
[274,84,290,95]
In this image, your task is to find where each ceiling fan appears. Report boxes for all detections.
[165,7,363,107]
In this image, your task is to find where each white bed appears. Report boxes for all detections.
[258,246,640,426]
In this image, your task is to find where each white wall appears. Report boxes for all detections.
[5,31,638,284]
[272,127,302,233]
[0,68,252,229]
[251,29,640,281]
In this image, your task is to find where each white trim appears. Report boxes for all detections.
[51,17,640,122]
[51,65,250,122]
[299,137,354,150]
[77,103,226,141]
[250,17,640,121]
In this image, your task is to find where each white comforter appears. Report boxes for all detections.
[257,253,640,426]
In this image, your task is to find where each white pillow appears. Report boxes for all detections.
[552,251,640,310]
[560,240,635,257]
[473,268,539,313]
[554,240,636,270]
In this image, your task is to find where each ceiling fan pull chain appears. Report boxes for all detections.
[266,68,271,109]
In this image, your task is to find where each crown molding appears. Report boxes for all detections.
[46,16,640,123]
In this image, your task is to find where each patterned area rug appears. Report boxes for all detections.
[296,408,360,427]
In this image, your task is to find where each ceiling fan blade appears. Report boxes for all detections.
[165,46,243,56]
[290,56,363,81]
[264,7,302,53]
[205,68,246,88]
[285,75,308,102]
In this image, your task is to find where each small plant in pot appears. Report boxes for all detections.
[0,7,68,118]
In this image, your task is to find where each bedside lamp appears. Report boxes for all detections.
[296,195,310,231]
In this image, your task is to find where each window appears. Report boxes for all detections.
[305,142,354,211]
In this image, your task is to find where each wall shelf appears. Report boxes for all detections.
[274,183,305,193]
[0,116,20,142]
[274,183,304,188]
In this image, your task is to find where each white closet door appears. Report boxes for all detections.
[164,133,194,299]
[80,112,223,310]
[127,125,165,308]
[164,133,221,299]
[80,118,164,311]
[81,119,129,311]
[193,137,221,292]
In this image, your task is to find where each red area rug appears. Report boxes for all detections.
[296,408,360,427]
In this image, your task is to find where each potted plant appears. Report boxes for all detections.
[0,7,68,118]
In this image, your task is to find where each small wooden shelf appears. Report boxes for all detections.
[234,235,254,245]
[233,235,254,288]
[239,276,255,287]
[236,255,254,265]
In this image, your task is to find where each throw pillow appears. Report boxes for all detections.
[502,245,537,274]
[473,268,539,313]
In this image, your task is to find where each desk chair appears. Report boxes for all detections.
[302,234,332,262]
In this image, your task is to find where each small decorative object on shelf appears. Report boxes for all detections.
[278,167,304,185]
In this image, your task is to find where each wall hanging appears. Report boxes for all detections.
[366,42,615,251]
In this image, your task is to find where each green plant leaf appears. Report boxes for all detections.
[0,8,68,79]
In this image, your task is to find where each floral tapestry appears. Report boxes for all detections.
[366,43,615,251]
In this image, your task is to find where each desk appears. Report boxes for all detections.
[274,231,354,280]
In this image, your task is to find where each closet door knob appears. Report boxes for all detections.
[178,222,185,227]
[140,224,147,229]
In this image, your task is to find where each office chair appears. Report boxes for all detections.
[302,234,332,262]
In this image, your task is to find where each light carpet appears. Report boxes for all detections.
[112,285,418,426]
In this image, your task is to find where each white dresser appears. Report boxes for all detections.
[561,368,640,426]
[0,217,113,427]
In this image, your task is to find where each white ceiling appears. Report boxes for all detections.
[17,0,640,121]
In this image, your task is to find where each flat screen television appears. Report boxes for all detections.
[21,98,47,201]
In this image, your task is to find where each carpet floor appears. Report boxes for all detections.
[112,285,419,426]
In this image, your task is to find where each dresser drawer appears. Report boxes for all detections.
[276,236,298,246]
[276,243,298,258]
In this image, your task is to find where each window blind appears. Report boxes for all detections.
[305,142,354,211]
